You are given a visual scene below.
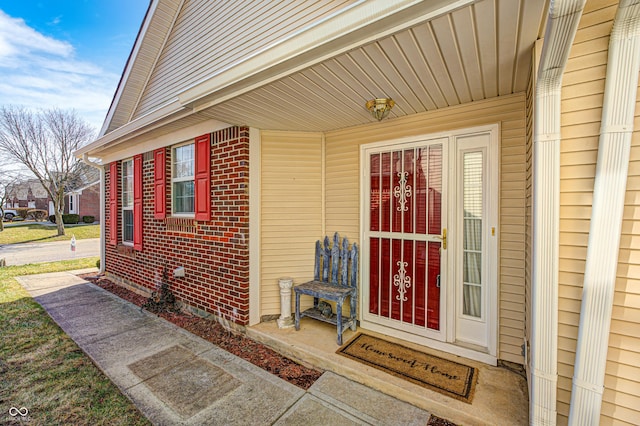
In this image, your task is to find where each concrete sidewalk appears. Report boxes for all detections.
[17,271,432,425]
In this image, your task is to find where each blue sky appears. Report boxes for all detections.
[0,1,149,132]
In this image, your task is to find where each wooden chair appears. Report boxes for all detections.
[294,233,358,345]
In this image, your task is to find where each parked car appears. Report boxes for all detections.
[3,209,18,220]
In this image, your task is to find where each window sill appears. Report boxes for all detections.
[117,244,136,257]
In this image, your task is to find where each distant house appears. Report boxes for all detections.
[76,1,640,424]
[4,166,101,221]
[64,165,100,221]
[64,180,100,221]
[5,179,51,212]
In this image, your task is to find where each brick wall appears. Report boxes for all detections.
[79,183,100,220]
[105,126,250,324]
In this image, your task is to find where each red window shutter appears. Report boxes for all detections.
[194,134,211,221]
[109,162,118,246]
[133,154,143,251]
[153,148,166,219]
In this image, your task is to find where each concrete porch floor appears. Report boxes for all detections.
[247,318,529,426]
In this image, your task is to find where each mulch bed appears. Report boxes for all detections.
[80,275,322,390]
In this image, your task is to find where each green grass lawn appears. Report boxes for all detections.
[0,258,150,425]
[0,223,100,245]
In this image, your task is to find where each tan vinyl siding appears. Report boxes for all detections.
[325,94,527,364]
[259,131,323,316]
[556,1,640,424]
[133,0,355,119]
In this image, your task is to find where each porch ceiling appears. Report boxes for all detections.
[196,0,548,133]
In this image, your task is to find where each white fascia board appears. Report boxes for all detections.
[179,0,473,111]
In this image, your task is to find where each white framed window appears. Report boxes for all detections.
[28,201,35,209]
[122,158,134,245]
[172,143,195,215]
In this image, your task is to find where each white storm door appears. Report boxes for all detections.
[363,138,447,340]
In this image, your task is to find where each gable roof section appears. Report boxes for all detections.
[133,0,358,121]
[101,0,360,136]
[101,0,182,135]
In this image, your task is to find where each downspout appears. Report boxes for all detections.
[82,153,106,274]
[531,0,585,424]
[569,1,640,424]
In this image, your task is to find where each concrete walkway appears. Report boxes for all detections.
[17,271,432,425]
[0,238,99,265]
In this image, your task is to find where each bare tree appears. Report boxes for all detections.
[0,106,95,236]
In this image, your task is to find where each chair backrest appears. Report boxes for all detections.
[313,232,358,288]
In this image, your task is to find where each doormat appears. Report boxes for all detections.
[337,334,477,403]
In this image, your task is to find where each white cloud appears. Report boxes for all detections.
[0,10,118,131]
[0,11,72,59]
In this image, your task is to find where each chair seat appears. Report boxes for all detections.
[294,280,355,300]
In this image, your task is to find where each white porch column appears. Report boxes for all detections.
[569,1,640,424]
[531,1,585,424]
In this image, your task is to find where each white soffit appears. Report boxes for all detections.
[192,0,547,132]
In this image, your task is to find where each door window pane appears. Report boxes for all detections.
[462,151,482,318]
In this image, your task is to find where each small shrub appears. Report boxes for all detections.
[49,215,56,223]
[62,214,80,224]
[82,215,95,223]
[27,209,48,221]
[16,208,29,218]
[96,259,100,269]
[142,265,179,313]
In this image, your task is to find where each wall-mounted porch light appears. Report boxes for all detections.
[366,98,395,121]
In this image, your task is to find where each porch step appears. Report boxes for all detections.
[247,319,528,426]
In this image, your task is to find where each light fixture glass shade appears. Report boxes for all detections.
[366,98,395,121]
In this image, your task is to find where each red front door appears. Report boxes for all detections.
[364,139,446,337]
